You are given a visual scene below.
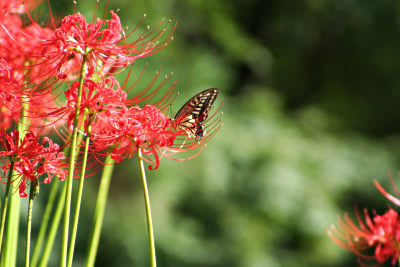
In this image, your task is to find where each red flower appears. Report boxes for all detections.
[329,208,400,266]
[0,9,54,79]
[90,105,178,169]
[89,99,221,170]
[59,76,127,129]
[27,91,65,135]
[39,10,175,78]
[0,58,12,81]
[0,11,74,93]
[0,130,66,197]
[21,23,70,82]
[0,59,22,129]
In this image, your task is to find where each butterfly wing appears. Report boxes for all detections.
[174,88,219,140]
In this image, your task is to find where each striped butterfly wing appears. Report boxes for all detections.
[174,88,219,140]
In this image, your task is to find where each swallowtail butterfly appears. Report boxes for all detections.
[174,88,219,140]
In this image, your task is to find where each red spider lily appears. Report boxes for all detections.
[0,59,22,129]
[53,69,177,135]
[22,23,73,83]
[329,208,400,266]
[0,8,67,90]
[0,14,24,66]
[80,76,222,170]
[63,76,127,127]
[0,59,60,132]
[0,4,75,83]
[0,130,66,197]
[0,98,21,130]
[40,77,127,142]
[0,58,12,81]
[27,90,65,135]
[36,10,175,79]
[89,105,177,169]
[89,101,221,170]
[0,2,174,84]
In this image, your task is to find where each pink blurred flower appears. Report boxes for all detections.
[329,208,400,266]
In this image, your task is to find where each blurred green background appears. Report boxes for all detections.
[24,0,400,266]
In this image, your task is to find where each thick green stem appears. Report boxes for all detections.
[137,149,157,267]
[61,54,88,267]
[85,155,114,267]
[2,193,20,267]
[0,161,15,253]
[67,120,92,267]
[30,179,59,267]
[34,138,80,267]
[1,86,29,267]
[38,182,67,267]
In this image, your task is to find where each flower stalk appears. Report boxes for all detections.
[1,97,30,266]
[85,154,115,267]
[67,115,93,267]
[30,178,60,267]
[2,193,20,267]
[61,53,88,267]
[25,179,39,267]
[38,182,67,267]
[0,160,15,253]
[137,148,157,267]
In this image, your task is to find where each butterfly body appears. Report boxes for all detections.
[174,88,219,140]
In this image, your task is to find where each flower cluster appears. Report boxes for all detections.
[329,173,400,266]
[37,9,174,79]
[0,59,21,129]
[0,3,223,267]
[0,0,221,188]
[61,77,127,128]
[90,104,179,169]
[0,130,66,197]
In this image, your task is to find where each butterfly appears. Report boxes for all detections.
[174,88,219,141]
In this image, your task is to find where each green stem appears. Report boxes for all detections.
[2,193,20,267]
[137,149,157,267]
[1,89,29,267]
[0,161,15,253]
[67,120,92,267]
[61,54,88,267]
[38,182,67,267]
[30,179,59,267]
[85,155,114,267]
[34,138,80,267]
[25,180,37,267]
